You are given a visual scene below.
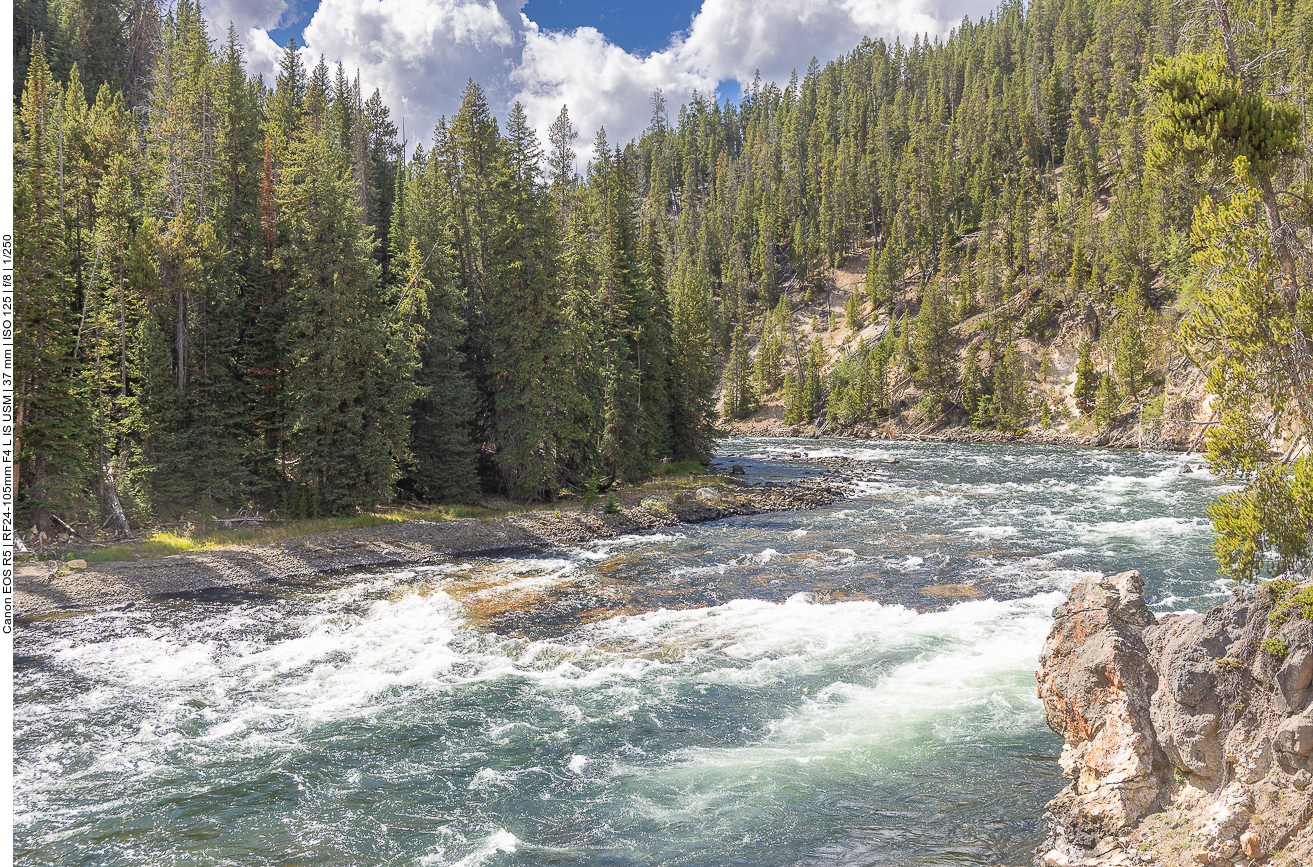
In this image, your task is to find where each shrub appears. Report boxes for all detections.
[1261,636,1290,658]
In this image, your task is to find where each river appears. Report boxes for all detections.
[13,438,1236,866]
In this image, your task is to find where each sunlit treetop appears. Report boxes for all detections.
[1148,52,1302,184]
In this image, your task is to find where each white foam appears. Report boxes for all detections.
[960,525,1019,538]
[1075,516,1206,543]
[420,829,518,867]
[626,592,1064,786]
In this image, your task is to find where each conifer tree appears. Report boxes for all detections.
[1074,335,1098,414]
[1095,373,1120,427]
[15,42,93,520]
[1113,285,1148,400]
[912,277,956,411]
[276,106,414,513]
[721,326,757,420]
[992,342,1029,432]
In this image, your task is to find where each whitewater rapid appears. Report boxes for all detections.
[14,439,1232,866]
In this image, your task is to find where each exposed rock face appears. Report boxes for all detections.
[1036,571,1169,858]
[1036,574,1313,867]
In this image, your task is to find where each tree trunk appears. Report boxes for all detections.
[102,467,135,539]
[117,258,127,395]
[170,260,188,391]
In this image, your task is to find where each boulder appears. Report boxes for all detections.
[1240,830,1263,859]
[1036,571,1167,839]
[66,559,88,570]
[694,487,721,504]
[1036,579,1313,867]
[1143,602,1244,782]
[1274,710,1313,758]
[730,463,746,475]
[1278,648,1313,713]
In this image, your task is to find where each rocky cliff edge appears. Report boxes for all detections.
[1036,572,1313,867]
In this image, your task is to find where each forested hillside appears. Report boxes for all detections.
[13,0,1313,527]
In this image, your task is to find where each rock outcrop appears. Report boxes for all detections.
[1036,573,1313,867]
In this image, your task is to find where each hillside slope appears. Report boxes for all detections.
[717,239,1240,453]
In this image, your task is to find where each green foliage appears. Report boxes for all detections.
[844,292,864,332]
[721,325,758,420]
[277,112,415,515]
[1209,457,1313,584]
[912,278,957,413]
[785,337,829,427]
[1261,636,1289,658]
[19,0,1313,528]
[603,491,621,514]
[1149,53,1301,184]
[991,343,1030,433]
[650,459,703,476]
[826,336,890,426]
[1113,285,1149,399]
[1094,373,1120,427]
[1267,580,1313,625]
[962,350,986,426]
[1182,183,1311,430]
[14,43,95,520]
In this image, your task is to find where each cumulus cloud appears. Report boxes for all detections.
[214,0,1000,158]
[204,0,289,37]
[200,0,291,83]
[512,20,715,159]
[510,0,999,160]
[680,0,952,85]
[300,0,526,139]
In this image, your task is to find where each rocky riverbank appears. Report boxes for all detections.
[726,417,1186,451]
[15,475,844,618]
[1035,572,1313,867]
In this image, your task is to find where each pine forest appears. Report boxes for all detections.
[13,0,1313,542]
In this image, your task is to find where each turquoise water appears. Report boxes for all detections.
[13,440,1235,866]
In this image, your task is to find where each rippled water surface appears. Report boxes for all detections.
[14,439,1237,866]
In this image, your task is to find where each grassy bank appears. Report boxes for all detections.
[41,463,717,565]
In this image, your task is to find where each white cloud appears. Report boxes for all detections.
[508,0,998,160]
[678,0,946,85]
[204,0,289,37]
[511,20,715,160]
[300,0,526,139]
[214,0,1001,159]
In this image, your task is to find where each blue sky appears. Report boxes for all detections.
[207,0,997,156]
[521,0,707,54]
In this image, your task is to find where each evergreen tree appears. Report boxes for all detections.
[992,342,1029,432]
[1113,285,1149,401]
[912,277,956,411]
[1074,335,1098,414]
[1094,373,1120,427]
[276,108,414,514]
[15,43,93,521]
[721,326,757,420]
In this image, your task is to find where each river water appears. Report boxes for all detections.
[14,439,1236,866]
